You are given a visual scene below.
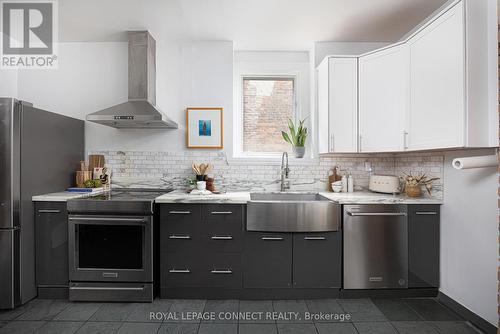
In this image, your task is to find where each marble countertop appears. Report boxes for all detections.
[155,190,442,205]
[318,191,443,205]
[155,191,251,204]
[32,190,105,202]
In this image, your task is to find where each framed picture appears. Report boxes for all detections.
[186,108,223,149]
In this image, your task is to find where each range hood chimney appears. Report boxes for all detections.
[86,31,178,129]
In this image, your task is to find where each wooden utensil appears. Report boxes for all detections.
[89,155,105,171]
[199,163,207,175]
[76,171,93,188]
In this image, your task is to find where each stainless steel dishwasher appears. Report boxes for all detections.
[343,204,408,289]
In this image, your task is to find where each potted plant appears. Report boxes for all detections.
[281,118,308,158]
[400,172,440,197]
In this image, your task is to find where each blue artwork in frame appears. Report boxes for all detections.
[199,120,212,136]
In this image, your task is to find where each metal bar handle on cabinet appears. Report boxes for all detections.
[211,236,233,240]
[330,134,334,152]
[403,130,409,150]
[347,212,406,217]
[261,237,284,241]
[37,209,61,213]
[70,286,145,291]
[68,217,145,222]
[169,235,191,239]
[304,236,326,240]
[211,211,233,215]
[210,269,233,274]
[169,269,191,273]
[415,211,437,215]
[169,211,191,214]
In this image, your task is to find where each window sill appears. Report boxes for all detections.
[227,155,319,166]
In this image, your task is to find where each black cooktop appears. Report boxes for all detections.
[67,188,174,215]
[84,188,173,201]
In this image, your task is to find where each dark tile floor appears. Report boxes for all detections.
[0,298,484,334]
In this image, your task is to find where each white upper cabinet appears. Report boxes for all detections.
[317,57,358,154]
[407,1,465,150]
[359,45,409,152]
[317,0,497,154]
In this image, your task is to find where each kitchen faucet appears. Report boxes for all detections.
[280,152,290,191]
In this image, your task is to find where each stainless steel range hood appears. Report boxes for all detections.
[86,31,178,129]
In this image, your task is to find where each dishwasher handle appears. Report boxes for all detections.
[346,211,406,217]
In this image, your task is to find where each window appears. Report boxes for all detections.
[242,77,296,154]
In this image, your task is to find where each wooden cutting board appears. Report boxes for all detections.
[327,167,342,192]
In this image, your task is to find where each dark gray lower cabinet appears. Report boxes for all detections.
[160,204,244,295]
[34,201,69,298]
[408,205,440,288]
[243,232,293,288]
[243,231,342,289]
[293,232,342,288]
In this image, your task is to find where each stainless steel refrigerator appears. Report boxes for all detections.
[0,98,84,309]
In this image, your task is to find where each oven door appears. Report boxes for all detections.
[68,215,152,282]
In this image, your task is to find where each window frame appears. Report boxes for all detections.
[235,74,300,159]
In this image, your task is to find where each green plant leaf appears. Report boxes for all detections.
[281,131,292,145]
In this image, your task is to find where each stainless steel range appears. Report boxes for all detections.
[67,188,172,302]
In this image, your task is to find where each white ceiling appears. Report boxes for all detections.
[59,0,450,50]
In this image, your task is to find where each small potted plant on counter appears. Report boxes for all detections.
[282,118,308,158]
[401,172,440,197]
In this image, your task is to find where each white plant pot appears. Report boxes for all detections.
[293,147,305,158]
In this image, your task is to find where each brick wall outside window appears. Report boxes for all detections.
[242,78,295,153]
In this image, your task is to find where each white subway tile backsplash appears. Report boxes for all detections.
[89,150,444,198]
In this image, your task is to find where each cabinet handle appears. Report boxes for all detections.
[261,237,284,241]
[169,235,191,239]
[210,269,233,274]
[330,134,334,152]
[37,209,61,213]
[169,211,191,214]
[403,130,408,150]
[347,212,406,217]
[211,236,233,240]
[169,269,191,273]
[359,135,362,152]
[304,236,326,240]
[211,211,233,215]
[415,212,437,215]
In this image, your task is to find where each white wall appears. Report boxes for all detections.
[441,149,498,326]
[13,40,233,153]
[0,69,18,98]
[314,41,389,67]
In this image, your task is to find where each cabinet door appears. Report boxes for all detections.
[408,205,440,288]
[293,232,341,288]
[329,58,358,153]
[243,232,292,288]
[35,202,68,287]
[408,2,465,150]
[317,60,330,154]
[359,45,409,152]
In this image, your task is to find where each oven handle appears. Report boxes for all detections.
[68,217,147,223]
[69,286,145,291]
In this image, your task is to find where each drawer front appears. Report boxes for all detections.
[161,253,203,287]
[160,204,201,252]
[243,232,292,288]
[293,232,342,288]
[202,204,244,225]
[200,253,242,288]
[202,226,242,253]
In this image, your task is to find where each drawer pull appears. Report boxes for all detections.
[211,236,233,240]
[261,237,284,241]
[169,269,191,274]
[169,211,191,214]
[210,269,233,274]
[304,236,326,240]
[37,209,61,213]
[210,211,233,215]
[415,212,438,215]
[169,235,191,240]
